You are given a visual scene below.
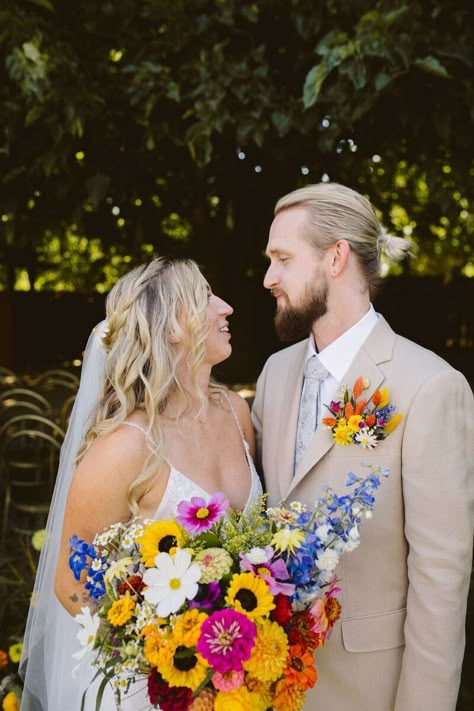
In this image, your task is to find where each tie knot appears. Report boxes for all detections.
[304,355,329,382]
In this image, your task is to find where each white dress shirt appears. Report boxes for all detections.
[301,305,379,425]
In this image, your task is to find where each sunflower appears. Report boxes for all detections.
[225,573,275,621]
[243,619,288,682]
[158,638,209,691]
[138,520,186,567]
[107,596,135,626]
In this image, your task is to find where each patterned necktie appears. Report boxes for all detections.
[294,355,330,471]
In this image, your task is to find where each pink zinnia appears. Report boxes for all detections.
[212,669,245,691]
[196,609,256,673]
[177,492,229,534]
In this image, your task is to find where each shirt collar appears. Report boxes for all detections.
[306,304,378,382]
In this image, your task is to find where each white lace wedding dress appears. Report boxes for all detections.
[83,414,262,710]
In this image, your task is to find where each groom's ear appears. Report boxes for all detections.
[328,239,351,277]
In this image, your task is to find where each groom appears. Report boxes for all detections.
[252,182,474,711]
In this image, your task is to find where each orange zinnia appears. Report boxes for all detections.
[344,402,354,418]
[365,414,376,427]
[273,678,306,711]
[322,417,337,427]
[283,644,318,690]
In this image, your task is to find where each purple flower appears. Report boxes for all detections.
[196,609,256,673]
[330,400,341,413]
[189,581,222,609]
[176,492,229,534]
[240,546,296,596]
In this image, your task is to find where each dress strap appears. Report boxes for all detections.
[222,390,246,442]
[122,420,156,446]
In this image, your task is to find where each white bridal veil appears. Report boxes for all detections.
[20,323,107,711]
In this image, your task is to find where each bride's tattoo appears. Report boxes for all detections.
[69,593,78,603]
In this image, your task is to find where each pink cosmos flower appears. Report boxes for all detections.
[240,546,296,596]
[176,492,229,534]
[196,609,256,673]
[310,576,342,643]
[212,669,245,692]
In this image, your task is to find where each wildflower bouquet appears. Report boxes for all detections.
[323,376,403,449]
[70,463,388,711]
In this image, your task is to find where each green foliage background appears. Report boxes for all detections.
[0,0,473,294]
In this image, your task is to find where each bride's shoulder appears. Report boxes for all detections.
[77,412,151,483]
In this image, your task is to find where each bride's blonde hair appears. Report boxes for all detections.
[77,257,211,515]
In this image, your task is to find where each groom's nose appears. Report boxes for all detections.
[263,262,278,290]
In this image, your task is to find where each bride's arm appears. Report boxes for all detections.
[54,425,149,617]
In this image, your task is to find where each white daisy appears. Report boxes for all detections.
[143,548,200,617]
[72,607,100,676]
[355,427,378,450]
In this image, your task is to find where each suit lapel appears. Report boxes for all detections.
[284,315,396,500]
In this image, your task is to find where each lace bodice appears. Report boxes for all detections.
[154,437,262,519]
[122,397,263,520]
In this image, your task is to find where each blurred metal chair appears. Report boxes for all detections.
[0,414,65,443]
[1,428,62,539]
[0,389,53,427]
[0,366,18,391]
[59,393,77,430]
[28,369,80,389]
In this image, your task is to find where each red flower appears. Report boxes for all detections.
[287,610,320,651]
[0,649,8,668]
[118,575,145,597]
[147,668,192,710]
[271,593,293,626]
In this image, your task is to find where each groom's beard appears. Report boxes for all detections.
[274,278,329,342]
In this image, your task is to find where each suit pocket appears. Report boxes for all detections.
[341,608,406,653]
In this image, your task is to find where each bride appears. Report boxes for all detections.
[20,257,262,710]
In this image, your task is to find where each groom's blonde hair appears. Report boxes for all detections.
[78,257,213,515]
[275,182,413,294]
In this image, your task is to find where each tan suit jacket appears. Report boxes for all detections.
[252,315,474,711]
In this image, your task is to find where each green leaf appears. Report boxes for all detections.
[414,56,449,78]
[343,59,367,90]
[27,0,55,11]
[271,111,290,136]
[374,71,394,91]
[194,531,222,548]
[303,63,329,108]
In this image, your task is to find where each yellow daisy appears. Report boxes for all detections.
[137,520,186,567]
[243,619,288,682]
[333,424,352,446]
[107,596,135,626]
[271,527,305,555]
[158,639,208,691]
[347,414,363,434]
[225,572,275,621]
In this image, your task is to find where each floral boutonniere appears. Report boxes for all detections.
[323,376,404,449]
